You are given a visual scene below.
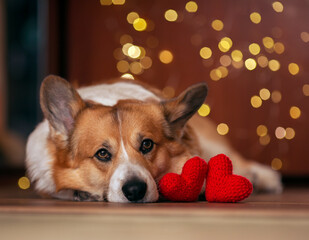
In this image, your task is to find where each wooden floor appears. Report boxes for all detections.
[0,178,309,240]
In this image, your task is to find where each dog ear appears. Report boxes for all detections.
[40,75,85,136]
[162,82,208,136]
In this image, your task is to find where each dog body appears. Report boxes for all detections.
[26,76,282,202]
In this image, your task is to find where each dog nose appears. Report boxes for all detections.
[122,179,147,202]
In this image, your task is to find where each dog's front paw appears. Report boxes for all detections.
[73,190,101,201]
[248,162,283,194]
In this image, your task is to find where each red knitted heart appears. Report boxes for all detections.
[159,156,207,202]
[205,154,253,202]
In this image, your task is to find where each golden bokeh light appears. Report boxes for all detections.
[122,43,133,56]
[218,66,229,78]
[232,60,244,69]
[274,42,285,54]
[259,88,271,100]
[113,48,124,60]
[272,1,284,13]
[120,34,133,45]
[263,37,274,49]
[133,18,147,31]
[217,123,229,135]
[257,55,269,68]
[250,12,261,24]
[18,176,30,190]
[303,84,309,96]
[210,69,221,81]
[159,50,173,64]
[218,37,233,52]
[290,106,301,119]
[268,59,280,71]
[128,45,141,59]
[198,104,211,117]
[251,95,262,108]
[259,134,271,146]
[220,55,232,67]
[127,12,139,24]
[231,50,243,62]
[288,63,300,75]
[117,60,130,73]
[162,86,175,99]
[200,47,212,59]
[112,0,125,5]
[256,125,268,137]
[300,32,309,43]
[249,43,260,55]
[165,9,178,22]
[211,19,224,31]
[271,158,282,171]
[130,62,143,74]
[100,0,112,5]
[185,1,198,13]
[275,126,286,139]
[121,73,134,79]
[140,56,152,69]
[245,58,257,70]
[285,127,296,140]
[271,90,282,103]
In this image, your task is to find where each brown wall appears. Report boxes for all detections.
[50,0,309,176]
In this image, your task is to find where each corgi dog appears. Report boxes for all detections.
[26,75,282,202]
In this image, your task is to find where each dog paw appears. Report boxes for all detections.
[73,190,101,201]
[248,162,283,194]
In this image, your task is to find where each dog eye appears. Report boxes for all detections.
[95,148,112,162]
[139,139,154,154]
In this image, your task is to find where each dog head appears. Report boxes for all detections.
[40,75,207,202]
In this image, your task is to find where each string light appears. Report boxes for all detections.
[128,45,141,59]
[271,158,282,170]
[249,43,261,55]
[259,88,271,100]
[250,12,261,24]
[259,134,271,145]
[232,60,244,69]
[231,50,243,62]
[220,55,232,66]
[210,69,221,81]
[18,176,30,190]
[303,84,309,96]
[251,95,262,108]
[100,0,112,5]
[185,1,198,13]
[257,55,268,68]
[218,37,233,52]
[268,59,280,71]
[112,0,125,5]
[218,66,229,78]
[245,58,257,70]
[121,73,134,79]
[300,32,309,43]
[164,9,178,22]
[285,127,296,140]
[271,90,282,103]
[290,106,301,119]
[275,126,286,139]
[263,37,274,49]
[272,1,284,13]
[211,19,224,31]
[256,125,268,137]
[162,86,175,98]
[200,47,212,59]
[133,18,147,31]
[140,56,152,69]
[130,62,143,74]
[117,60,130,73]
[274,42,285,54]
[198,104,211,117]
[217,123,229,135]
[288,63,300,75]
[127,12,139,24]
[159,50,173,64]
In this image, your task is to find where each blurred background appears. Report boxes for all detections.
[0,0,308,186]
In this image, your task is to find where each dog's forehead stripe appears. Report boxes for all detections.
[116,109,129,163]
